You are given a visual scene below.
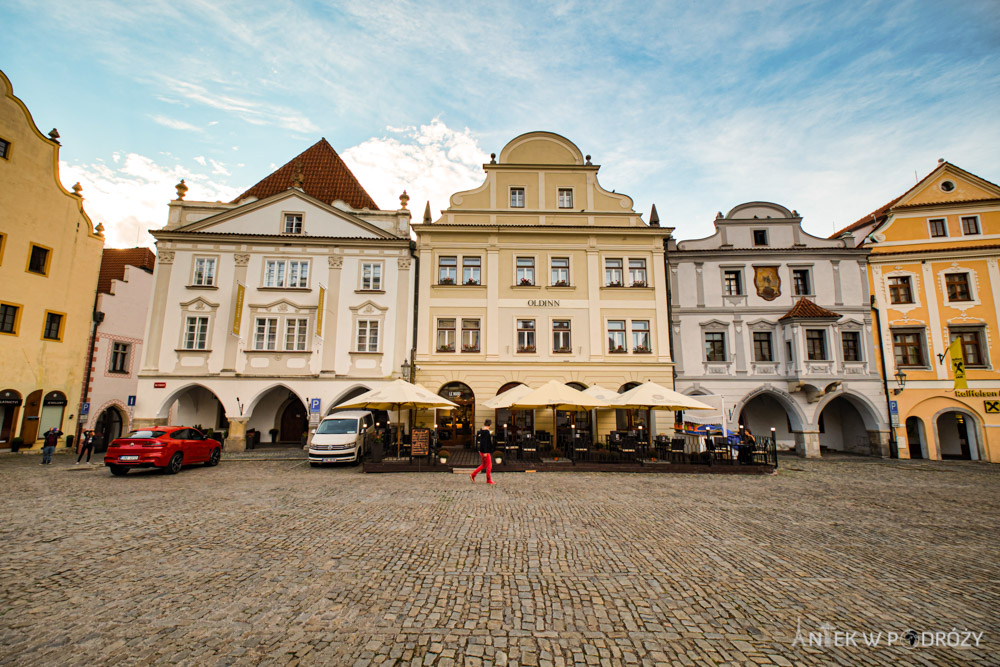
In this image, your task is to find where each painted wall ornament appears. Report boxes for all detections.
[754,266,781,301]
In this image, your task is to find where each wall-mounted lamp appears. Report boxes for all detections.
[893,369,907,395]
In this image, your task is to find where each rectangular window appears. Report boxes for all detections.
[184,316,209,350]
[892,331,925,367]
[629,259,647,286]
[462,257,481,285]
[786,340,793,362]
[888,276,913,304]
[356,320,379,352]
[436,318,456,351]
[110,342,131,373]
[792,269,812,296]
[753,331,773,362]
[806,329,827,360]
[705,332,726,362]
[510,187,525,208]
[42,311,63,341]
[928,218,947,237]
[361,262,382,290]
[283,214,303,234]
[285,318,309,351]
[841,331,861,362]
[724,270,743,296]
[632,320,650,352]
[557,188,573,208]
[516,257,535,285]
[461,319,480,352]
[608,320,626,353]
[0,138,9,159]
[551,257,570,286]
[439,256,458,284]
[0,303,20,335]
[753,229,768,246]
[27,244,50,275]
[517,319,536,352]
[605,258,623,286]
[951,330,985,367]
[961,216,980,235]
[192,257,217,286]
[263,259,309,288]
[552,320,571,352]
[945,273,971,301]
[253,317,277,350]
[0,232,6,266]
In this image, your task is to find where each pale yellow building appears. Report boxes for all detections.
[0,69,104,450]
[412,132,673,449]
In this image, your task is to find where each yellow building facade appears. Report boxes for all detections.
[0,70,104,450]
[412,132,674,448]
[844,161,1000,462]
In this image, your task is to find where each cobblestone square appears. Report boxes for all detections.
[1,453,997,666]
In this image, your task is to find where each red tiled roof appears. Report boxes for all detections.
[231,138,379,210]
[831,194,903,239]
[98,248,156,294]
[778,298,842,321]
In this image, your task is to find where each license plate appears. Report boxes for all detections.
[324,458,339,462]
[120,455,139,461]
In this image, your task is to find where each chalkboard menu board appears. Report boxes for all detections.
[411,428,431,456]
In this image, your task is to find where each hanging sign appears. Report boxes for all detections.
[948,337,967,390]
[316,285,326,338]
[231,282,245,336]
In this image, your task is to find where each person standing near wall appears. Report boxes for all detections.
[41,427,62,465]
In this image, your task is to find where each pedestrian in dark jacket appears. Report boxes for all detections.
[470,419,496,484]
[41,427,62,464]
[76,430,94,464]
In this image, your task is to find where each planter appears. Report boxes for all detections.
[439,457,448,465]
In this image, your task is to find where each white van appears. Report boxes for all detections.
[308,410,376,465]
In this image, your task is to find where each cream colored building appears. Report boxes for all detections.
[412,132,673,449]
[0,69,104,450]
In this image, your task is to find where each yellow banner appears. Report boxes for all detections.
[949,336,967,390]
[316,286,326,338]
[232,282,245,336]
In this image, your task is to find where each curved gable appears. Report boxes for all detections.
[498,131,584,165]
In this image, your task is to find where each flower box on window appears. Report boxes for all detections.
[465,278,480,286]
[437,344,455,352]
[555,346,571,353]
[439,277,455,285]
[606,281,623,288]
[634,345,651,353]
[610,345,626,353]
[517,345,536,353]
[462,344,480,352]
[552,280,569,287]
[631,281,647,288]
[519,278,534,286]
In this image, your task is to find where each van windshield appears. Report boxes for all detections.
[316,419,358,435]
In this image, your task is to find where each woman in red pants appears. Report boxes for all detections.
[471,419,496,484]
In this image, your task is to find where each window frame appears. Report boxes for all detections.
[0,137,10,160]
[438,256,458,285]
[552,319,571,353]
[517,319,536,353]
[0,301,22,336]
[510,186,525,208]
[557,188,574,209]
[752,229,769,246]
[109,341,131,373]
[252,317,279,351]
[841,331,862,363]
[436,318,456,352]
[360,261,383,291]
[607,320,627,353]
[704,331,726,362]
[945,272,972,302]
[282,211,304,235]
[191,255,218,287]
[285,317,310,351]
[960,215,981,236]
[888,275,914,305]
[631,320,651,353]
[950,328,987,368]
[892,329,927,368]
[41,310,66,342]
[262,258,310,289]
[356,319,380,353]
[628,259,648,287]
[550,257,571,286]
[604,258,624,287]
[26,242,52,276]
[791,267,813,297]
[461,318,481,352]
[723,269,744,296]
[805,329,827,361]
[515,256,536,286]
[0,232,6,266]
[753,331,774,362]
[183,315,210,350]
[462,256,482,286]
[927,218,948,238]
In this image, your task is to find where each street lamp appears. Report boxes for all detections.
[893,369,907,395]
[401,358,411,382]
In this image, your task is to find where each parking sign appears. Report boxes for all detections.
[127,395,136,407]
[309,398,321,413]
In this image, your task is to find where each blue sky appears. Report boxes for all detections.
[3,0,998,247]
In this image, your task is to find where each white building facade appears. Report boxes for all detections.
[133,140,414,451]
[669,202,890,457]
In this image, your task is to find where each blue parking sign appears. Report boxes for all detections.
[80,402,90,416]
[888,400,898,414]
[309,398,321,413]
[127,395,136,407]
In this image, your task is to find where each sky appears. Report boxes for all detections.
[2,0,998,248]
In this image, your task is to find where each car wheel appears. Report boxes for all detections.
[165,452,183,474]
[109,465,129,476]
[205,448,221,467]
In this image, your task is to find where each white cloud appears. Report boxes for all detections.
[60,154,240,248]
[193,156,206,166]
[341,120,490,217]
[149,114,201,132]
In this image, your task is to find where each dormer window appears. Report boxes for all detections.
[557,188,573,208]
[752,229,768,246]
[510,187,525,208]
[283,213,303,234]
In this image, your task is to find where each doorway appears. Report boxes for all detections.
[438,382,475,449]
[0,389,22,444]
[905,416,926,459]
[279,398,308,443]
[937,411,977,460]
[94,406,125,450]
[19,389,43,444]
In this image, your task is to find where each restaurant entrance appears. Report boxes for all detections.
[438,382,475,449]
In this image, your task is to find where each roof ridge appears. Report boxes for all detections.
[778,297,842,321]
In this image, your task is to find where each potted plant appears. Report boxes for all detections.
[519,277,533,286]
[465,278,479,286]
[517,345,536,353]
[462,344,479,352]
[438,449,450,465]
[268,428,279,443]
[439,276,455,285]
[553,279,568,287]
[556,346,570,353]
[607,280,623,287]
[611,345,625,353]
[10,437,23,453]
[634,345,651,353]
[493,450,503,465]
[631,280,647,288]
[437,343,455,352]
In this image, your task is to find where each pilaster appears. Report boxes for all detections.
[143,249,174,370]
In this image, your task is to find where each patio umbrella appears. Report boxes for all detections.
[335,379,459,456]
[509,381,613,450]
[482,383,534,409]
[614,381,714,441]
[582,385,623,405]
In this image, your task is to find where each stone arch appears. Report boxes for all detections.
[92,401,128,447]
[906,396,987,461]
[155,382,221,419]
[905,416,927,459]
[811,389,887,431]
[330,384,373,413]
[244,382,306,418]
[931,406,983,461]
[733,386,808,432]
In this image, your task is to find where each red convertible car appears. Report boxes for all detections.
[104,426,222,476]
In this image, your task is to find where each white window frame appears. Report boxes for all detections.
[253,317,279,351]
[356,319,380,352]
[510,187,525,208]
[631,320,651,352]
[517,319,536,352]
[436,318,456,352]
[605,258,623,286]
[805,328,828,361]
[515,256,536,286]
[191,256,217,287]
[184,316,210,350]
[557,188,573,209]
[607,320,627,353]
[840,329,863,363]
[282,212,304,235]
[461,318,481,352]
[628,259,647,287]
[462,256,482,285]
[550,257,570,286]
[552,319,571,353]
[927,217,949,238]
[960,215,981,236]
[360,262,383,291]
[284,318,309,351]
[438,256,458,284]
[263,259,310,288]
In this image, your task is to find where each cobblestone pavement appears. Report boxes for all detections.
[1,452,997,666]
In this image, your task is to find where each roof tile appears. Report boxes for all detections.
[778,297,842,321]
[98,248,156,294]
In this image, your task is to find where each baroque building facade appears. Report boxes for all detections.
[132,139,414,451]
[0,69,104,450]
[669,202,889,457]
[411,132,673,448]
[840,161,1000,462]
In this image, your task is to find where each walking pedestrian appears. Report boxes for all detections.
[76,430,95,464]
[41,427,62,464]
[470,419,496,485]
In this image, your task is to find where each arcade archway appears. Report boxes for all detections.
[438,382,475,449]
[495,382,533,445]
[905,416,926,459]
[937,411,979,460]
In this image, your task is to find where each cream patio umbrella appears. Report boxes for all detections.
[482,383,535,446]
[335,379,459,456]
[614,381,714,442]
[582,385,623,404]
[509,380,613,450]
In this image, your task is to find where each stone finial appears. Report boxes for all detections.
[292,161,304,189]
[585,154,592,165]
[72,182,83,197]
[716,211,724,219]
[423,201,432,224]
[490,153,496,164]
[95,222,105,234]
[175,179,188,200]
[649,204,660,227]
[399,190,410,209]
[48,128,60,142]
